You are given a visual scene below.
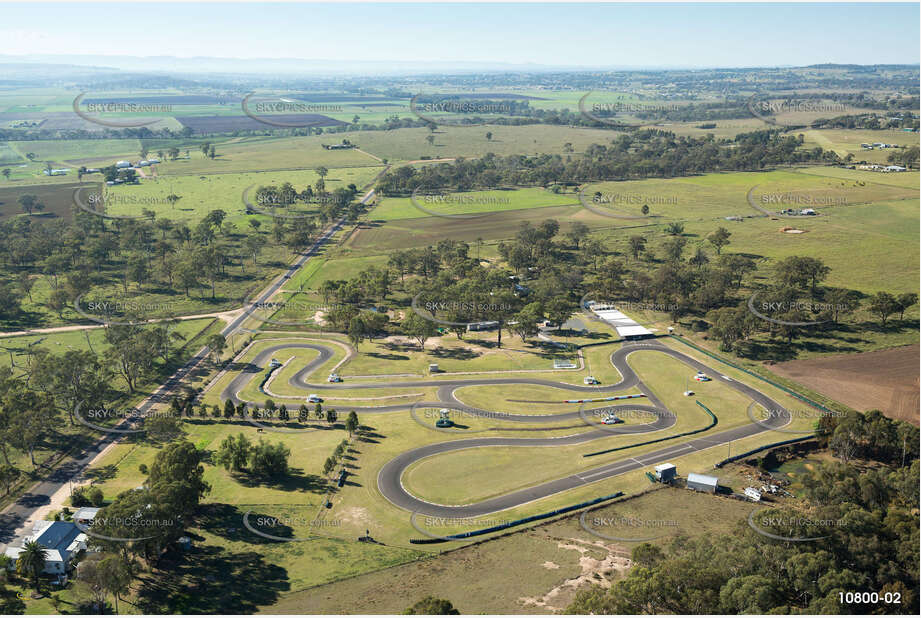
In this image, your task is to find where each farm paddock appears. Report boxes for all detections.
[770,344,920,425]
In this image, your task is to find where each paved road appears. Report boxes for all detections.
[376,340,792,517]
[221,341,676,429]
[215,335,790,518]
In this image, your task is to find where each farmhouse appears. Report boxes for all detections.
[686,472,718,493]
[4,521,87,575]
[586,301,654,341]
[744,487,762,502]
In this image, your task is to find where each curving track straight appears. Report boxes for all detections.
[222,337,791,518]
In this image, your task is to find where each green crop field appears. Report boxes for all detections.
[371,187,579,221]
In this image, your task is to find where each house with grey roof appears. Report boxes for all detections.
[4,521,87,575]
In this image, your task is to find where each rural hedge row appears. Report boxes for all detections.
[409,491,625,544]
[582,400,717,458]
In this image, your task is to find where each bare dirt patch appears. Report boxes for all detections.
[519,538,631,611]
[770,344,919,425]
[338,506,372,527]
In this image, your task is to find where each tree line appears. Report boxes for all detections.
[377,129,838,196]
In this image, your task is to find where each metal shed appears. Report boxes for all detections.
[686,472,718,493]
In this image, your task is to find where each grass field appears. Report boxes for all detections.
[337,124,623,162]
[799,128,918,161]
[795,165,920,189]
[5,83,918,616]
[101,166,382,223]
[9,138,143,163]
[400,348,759,506]
[80,415,426,610]
[677,196,919,295]
[152,136,382,174]
[0,317,218,372]
[266,484,759,614]
[349,166,919,255]
[0,141,25,164]
[583,167,917,221]
[371,187,579,221]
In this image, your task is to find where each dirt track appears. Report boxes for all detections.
[770,344,920,426]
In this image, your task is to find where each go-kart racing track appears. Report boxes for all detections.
[221,337,792,519]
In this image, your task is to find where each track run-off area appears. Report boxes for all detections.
[219,336,793,519]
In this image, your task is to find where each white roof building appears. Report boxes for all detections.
[586,302,654,340]
[73,507,101,525]
[654,463,677,481]
[687,472,719,493]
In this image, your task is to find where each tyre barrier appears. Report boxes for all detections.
[565,393,646,404]
[409,491,625,544]
[714,435,817,468]
[583,400,717,458]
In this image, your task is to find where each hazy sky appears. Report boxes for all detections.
[1,2,919,68]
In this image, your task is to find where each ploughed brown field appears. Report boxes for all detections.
[0,181,97,222]
[770,344,920,426]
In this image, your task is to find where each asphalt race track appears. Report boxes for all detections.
[220,337,792,518]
